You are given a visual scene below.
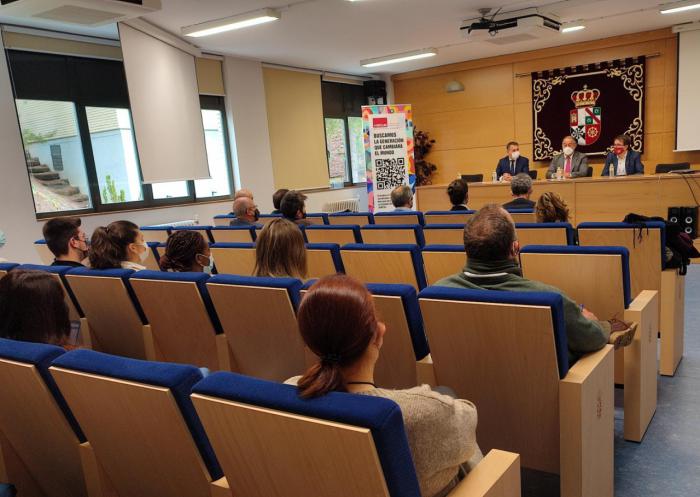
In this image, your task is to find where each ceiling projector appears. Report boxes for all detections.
[460,8,561,44]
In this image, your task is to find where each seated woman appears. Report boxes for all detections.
[536,192,570,223]
[295,274,482,497]
[254,218,307,279]
[89,220,149,271]
[447,179,469,211]
[159,230,213,273]
[0,270,75,349]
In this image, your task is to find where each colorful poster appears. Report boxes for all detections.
[362,104,414,213]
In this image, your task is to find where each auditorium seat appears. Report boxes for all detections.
[360,224,425,246]
[0,262,18,279]
[423,224,464,245]
[15,264,84,324]
[213,214,235,226]
[305,213,329,225]
[33,239,54,265]
[516,222,575,246]
[306,243,344,278]
[424,210,475,225]
[367,284,431,389]
[422,245,466,285]
[50,350,223,497]
[192,372,521,497]
[328,211,374,225]
[206,275,310,381]
[504,209,536,223]
[418,287,614,497]
[65,268,150,359]
[578,221,684,376]
[520,245,659,442]
[209,242,256,276]
[340,244,427,289]
[129,271,229,371]
[144,241,161,271]
[258,214,283,226]
[209,226,257,243]
[172,225,215,243]
[374,211,425,226]
[0,339,88,497]
[655,162,690,174]
[140,226,172,243]
[303,225,362,245]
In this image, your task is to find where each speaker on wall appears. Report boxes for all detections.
[668,207,681,224]
[363,80,387,105]
[669,206,698,238]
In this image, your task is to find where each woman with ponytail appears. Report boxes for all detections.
[294,274,481,497]
[88,220,148,271]
[159,231,213,273]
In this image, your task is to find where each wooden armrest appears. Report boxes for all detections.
[210,477,231,497]
[447,449,520,497]
[416,353,437,387]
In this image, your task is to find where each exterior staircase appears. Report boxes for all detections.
[25,154,90,203]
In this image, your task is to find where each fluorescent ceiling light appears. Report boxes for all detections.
[361,48,437,68]
[561,23,586,33]
[660,2,700,14]
[182,8,280,37]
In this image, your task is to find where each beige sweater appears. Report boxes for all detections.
[359,385,482,497]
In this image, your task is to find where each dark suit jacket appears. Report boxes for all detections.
[503,198,535,210]
[229,218,258,227]
[602,150,644,176]
[546,151,589,178]
[450,205,470,211]
[496,156,530,178]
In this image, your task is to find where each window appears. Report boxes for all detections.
[321,81,366,186]
[7,50,235,218]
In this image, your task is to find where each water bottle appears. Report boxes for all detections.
[492,171,498,183]
[556,167,563,180]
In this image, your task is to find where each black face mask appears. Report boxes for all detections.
[254,208,260,221]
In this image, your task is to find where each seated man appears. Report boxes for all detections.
[436,204,636,362]
[42,217,88,267]
[602,134,644,177]
[496,141,529,182]
[447,179,469,211]
[280,190,313,226]
[502,173,535,210]
[271,188,289,215]
[546,135,589,179]
[229,197,261,227]
[390,185,414,211]
[230,188,259,219]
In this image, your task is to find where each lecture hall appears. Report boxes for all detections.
[1,1,700,496]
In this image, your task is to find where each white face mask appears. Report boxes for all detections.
[510,151,520,160]
[563,146,574,156]
[138,242,150,263]
[199,254,215,274]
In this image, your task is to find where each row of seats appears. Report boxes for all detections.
[0,339,522,497]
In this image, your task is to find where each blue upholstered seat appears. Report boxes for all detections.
[374,211,425,226]
[366,283,429,360]
[302,224,363,243]
[0,263,18,272]
[305,243,344,273]
[341,243,428,289]
[328,211,375,224]
[515,222,575,245]
[209,226,258,242]
[51,349,222,479]
[577,221,667,269]
[0,338,85,441]
[140,225,172,232]
[504,208,534,213]
[361,224,426,247]
[418,287,569,378]
[192,372,421,497]
[520,245,632,307]
[208,274,303,310]
[424,210,476,216]
[210,242,256,249]
[306,213,329,224]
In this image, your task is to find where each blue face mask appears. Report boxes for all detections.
[0,230,6,248]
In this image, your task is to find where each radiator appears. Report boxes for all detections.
[323,198,360,213]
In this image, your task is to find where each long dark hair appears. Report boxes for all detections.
[536,192,570,223]
[160,231,207,272]
[297,275,378,398]
[0,270,70,345]
[89,220,140,269]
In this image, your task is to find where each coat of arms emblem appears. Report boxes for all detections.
[569,85,601,146]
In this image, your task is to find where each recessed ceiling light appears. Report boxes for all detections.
[182,8,280,37]
[360,48,438,68]
[561,23,586,33]
[660,1,700,14]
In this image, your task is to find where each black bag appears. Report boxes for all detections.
[623,213,699,275]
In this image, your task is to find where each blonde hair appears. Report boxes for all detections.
[536,192,570,223]
[254,218,308,279]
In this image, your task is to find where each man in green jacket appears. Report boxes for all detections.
[435,204,636,362]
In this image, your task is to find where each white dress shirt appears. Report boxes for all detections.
[615,153,628,176]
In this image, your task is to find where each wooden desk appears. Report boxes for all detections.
[416,174,700,224]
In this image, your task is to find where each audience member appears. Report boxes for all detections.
[280,190,313,226]
[42,216,87,267]
[602,134,644,176]
[390,185,414,211]
[229,197,261,227]
[234,188,254,200]
[496,141,529,181]
[502,173,535,210]
[294,274,482,497]
[435,204,637,361]
[271,188,289,215]
[89,221,148,271]
[536,192,570,223]
[159,231,213,273]
[447,179,469,211]
[254,218,307,279]
[0,270,74,348]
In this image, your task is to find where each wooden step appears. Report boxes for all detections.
[28,165,50,174]
[32,172,60,181]
[70,193,90,203]
[55,186,80,196]
[42,179,70,187]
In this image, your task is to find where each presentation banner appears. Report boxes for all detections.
[362,104,414,213]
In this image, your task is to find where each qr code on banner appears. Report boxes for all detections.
[375,158,406,190]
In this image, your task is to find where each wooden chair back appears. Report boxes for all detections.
[209,227,256,243]
[360,226,423,246]
[374,213,423,225]
[423,226,464,245]
[34,240,54,265]
[140,228,171,243]
[213,215,234,226]
[423,211,474,225]
[304,226,360,245]
[306,244,343,279]
[341,244,426,289]
[328,213,373,226]
[508,212,537,223]
[210,243,256,276]
[422,246,466,285]
[516,224,572,247]
[172,227,213,243]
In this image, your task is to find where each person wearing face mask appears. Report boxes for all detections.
[435,204,638,362]
[602,134,644,177]
[280,190,313,227]
[88,221,149,271]
[0,229,6,262]
[546,135,590,179]
[159,230,214,274]
[496,141,529,182]
[229,197,261,227]
[42,217,88,268]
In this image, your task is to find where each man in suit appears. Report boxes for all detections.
[503,174,535,210]
[496,141,529,181]
[546,135,589,179]
[391,185,414,211]
[229,197,261,227]
[602,135,644,176]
